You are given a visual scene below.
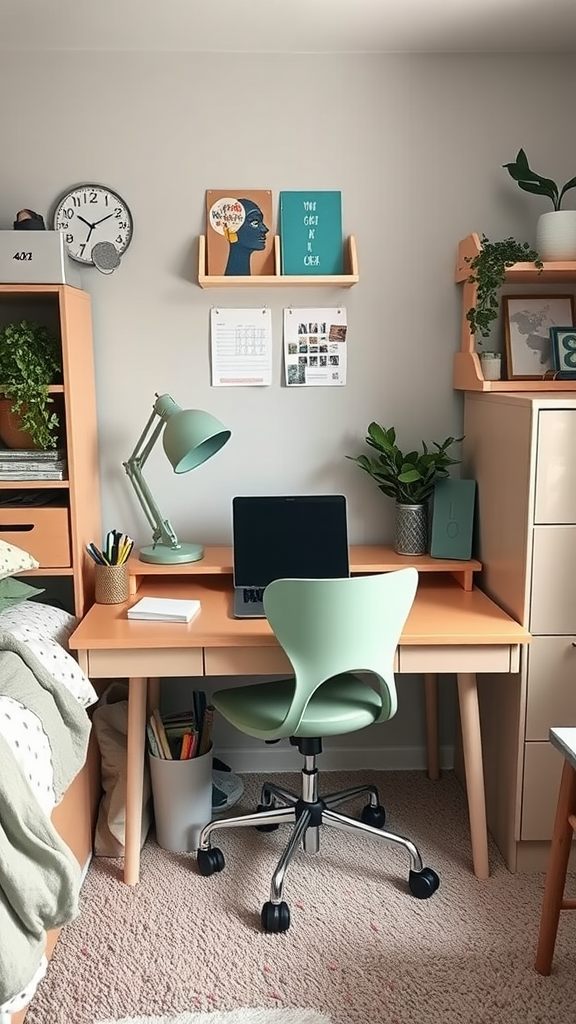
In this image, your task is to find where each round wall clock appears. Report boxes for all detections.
[52,183,133,266]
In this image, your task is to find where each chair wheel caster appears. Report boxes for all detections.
[197,847,225,876]
[361,803,386,828]
[409,866,440,899]
[255,803,280,831]
[261,900,290,932]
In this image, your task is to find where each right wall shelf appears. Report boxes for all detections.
[454,232,576,392]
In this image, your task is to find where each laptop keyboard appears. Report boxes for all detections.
[243,587,265,604]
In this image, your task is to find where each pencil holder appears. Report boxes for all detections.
[94,563,130,604]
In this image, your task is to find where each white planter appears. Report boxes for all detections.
[480,352,502,381]
[536,211,576,261]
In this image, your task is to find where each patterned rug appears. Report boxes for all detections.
[95,1012,333,1024]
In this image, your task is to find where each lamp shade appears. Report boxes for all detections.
[162,408,231,474]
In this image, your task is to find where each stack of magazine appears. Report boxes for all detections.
[0,447,67,481]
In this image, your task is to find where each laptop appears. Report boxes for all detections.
[232,494,350,618]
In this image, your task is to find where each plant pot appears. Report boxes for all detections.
[395,502,428,556]
[0,399,38,449]
[480,351,502,381]
[536,211,576,261]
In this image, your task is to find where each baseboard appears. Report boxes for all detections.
[218,743,455,774]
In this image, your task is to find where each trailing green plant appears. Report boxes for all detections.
[0,320,62,449]
[465,234,543,340]
[347,422,462,504]
[503,148,576,212]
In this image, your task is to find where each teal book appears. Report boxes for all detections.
[279,191,343,275]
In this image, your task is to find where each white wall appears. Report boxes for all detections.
[1,51,575,769]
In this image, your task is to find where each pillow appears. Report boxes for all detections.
[0,577,45,612]
[0,601,77,645]
[0,539,39,579]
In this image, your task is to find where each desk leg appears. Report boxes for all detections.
[423,673,440,781]
[457,672,489,880]
[124,676,148,886]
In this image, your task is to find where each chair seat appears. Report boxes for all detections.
[213,673,382,739]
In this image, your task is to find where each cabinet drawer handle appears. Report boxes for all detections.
[0,523,34,532]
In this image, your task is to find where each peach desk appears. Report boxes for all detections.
[68,546,530,886]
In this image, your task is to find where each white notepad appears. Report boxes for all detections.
[127,597,201,623]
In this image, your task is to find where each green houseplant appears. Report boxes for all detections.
[0,320,62,449]
[347,423,462,555]
[465,234,543,342]
[503,148,576,212]
[503,148,576,261]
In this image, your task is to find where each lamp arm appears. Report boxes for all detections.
[123,407,180,550]
[124,459,180,548]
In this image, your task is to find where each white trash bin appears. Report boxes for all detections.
[148,744,213,852]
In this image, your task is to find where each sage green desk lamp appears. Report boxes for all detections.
[123,392,231,564]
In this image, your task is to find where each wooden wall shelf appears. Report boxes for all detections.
[197,234,359,288]
[454,232,576,392]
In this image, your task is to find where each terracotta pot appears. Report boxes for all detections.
[0,398,38,449]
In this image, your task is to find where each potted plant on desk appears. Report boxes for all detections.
[347,423,462,555]
[0,320,62,449]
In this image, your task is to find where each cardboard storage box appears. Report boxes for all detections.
[0,231,81,286]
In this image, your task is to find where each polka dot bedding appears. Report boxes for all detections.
[0,602,97,1017]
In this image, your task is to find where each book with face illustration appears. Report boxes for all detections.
[205,189,274,276]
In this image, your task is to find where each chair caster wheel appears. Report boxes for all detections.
[255,803,280,831]
[197,847,225,876]
[409,866,440,899]
[361,803,386,828]
[261,900,290,932]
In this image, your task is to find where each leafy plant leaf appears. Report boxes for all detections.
[347,424,463,504]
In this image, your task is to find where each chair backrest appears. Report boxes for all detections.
[262,568,418,737]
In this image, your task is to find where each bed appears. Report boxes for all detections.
[0,542,101,1023]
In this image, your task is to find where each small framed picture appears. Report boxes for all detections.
[503,295,575,379]
[550,326,576,379]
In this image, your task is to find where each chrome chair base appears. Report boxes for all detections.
[197,750,440,931]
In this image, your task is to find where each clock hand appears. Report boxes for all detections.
[93,213,114,227]
[77,215,95,229]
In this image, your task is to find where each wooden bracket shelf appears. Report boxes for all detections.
[454,232,576,392]
[197,235,359,288]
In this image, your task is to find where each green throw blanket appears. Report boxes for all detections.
[0,633,91,1005]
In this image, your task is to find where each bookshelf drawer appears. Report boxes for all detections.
[0,506,71,567]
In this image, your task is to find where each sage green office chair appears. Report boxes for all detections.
[197,568,440,932]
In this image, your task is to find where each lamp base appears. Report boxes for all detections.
[138,542,205,564]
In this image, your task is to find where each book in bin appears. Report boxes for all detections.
[205,189,274,277]
[279,190,343,275]
[127,597,200,623]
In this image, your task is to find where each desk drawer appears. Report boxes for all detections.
[87,647,203,679]
[0,506,70,567]
[398,645,517,674]
[205,647,292,676]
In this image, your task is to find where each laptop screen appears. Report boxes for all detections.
[232,495,350,588]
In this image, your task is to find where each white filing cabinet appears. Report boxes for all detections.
[462,392,576,871]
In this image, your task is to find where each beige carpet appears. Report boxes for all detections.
[26,770,576,1024]
[95,1012,333,1024]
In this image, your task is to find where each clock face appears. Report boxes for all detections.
[53,183,133,265]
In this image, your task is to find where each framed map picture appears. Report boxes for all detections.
[205,190,274,277]
[503,294,575,379]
